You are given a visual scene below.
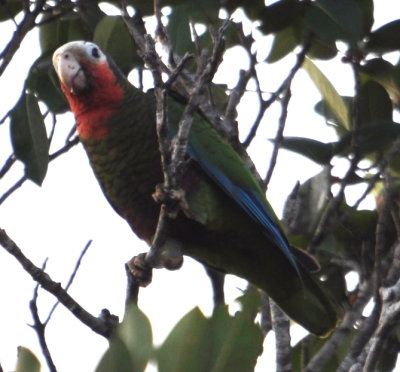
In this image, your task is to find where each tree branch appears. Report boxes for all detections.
[0,0,46,77]
[242,33,312,148]
[44,240,92,325]
[0,136,79,207]
[0,229,117,338]
[270,300,291,372]
[29,260,57,372]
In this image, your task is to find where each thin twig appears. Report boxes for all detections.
[309,154,361,253]
[242,33,313,148]
[0,175,25,206]
[0,154,16,179]
[44,240,92,325]
[0,0,46,77]
[221,69,251,143]
[310,136,400,253]
[264,88,291,190]
[0,137,79,207]
[29,260,57,372]
[0,229,116,338]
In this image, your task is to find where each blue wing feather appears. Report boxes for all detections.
[188,144,300,274]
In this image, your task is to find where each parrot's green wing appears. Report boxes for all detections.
[167,102,342,337]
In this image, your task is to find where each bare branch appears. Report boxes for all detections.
[305,279,373,371]
[30,260,57,372]
[264,88,291,190]
[0,136,79,207]
[0,0,46,77]
[44,240,92,325]
[0,229,116,338]
[0,154,17,179]
[243,33,313,148]
[260,292,272,337]
[362,281,400,370]
[270,300,291,372]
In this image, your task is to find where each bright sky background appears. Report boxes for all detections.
[0,1,399,371]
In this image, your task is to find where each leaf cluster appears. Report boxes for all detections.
[16,292,263,372]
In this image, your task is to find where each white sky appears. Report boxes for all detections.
[0,2,399,371]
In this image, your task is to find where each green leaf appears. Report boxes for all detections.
[0,0,22,22]
[187,0,220,24]
[336,122,400,157]
[27,53,68,114]
[94,16,143,74]
[307,37,337,60]
[266,26,299,63]
[117,304,153,372]
[314,97,353,136]
[365,20,400,54]
[305,0,364,43]
[39,12,90,54]
[360,58,400,106]
[303,57,351,130]
[157,307,208,372]
[156,306,263,372]
[358,80,393,126]
[356,0,374,36]
[95,337,136,372]
[278,137,336,165]
[234,287,261,320]
[208,307,263,372]
[10,91,49,185]
[167,5,193,57]
[15,347,41,372]
[259,0,305,34]
[122,0,155,16]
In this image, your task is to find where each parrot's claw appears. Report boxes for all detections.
[127,253,153,287]
[152,184,192,219]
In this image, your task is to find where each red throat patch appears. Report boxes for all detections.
[61,62,124,140]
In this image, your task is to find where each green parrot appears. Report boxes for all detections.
[52,41,342,336]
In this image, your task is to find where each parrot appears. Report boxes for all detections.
[52,40,342,337]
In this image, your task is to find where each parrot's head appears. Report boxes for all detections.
[53,41,125,139]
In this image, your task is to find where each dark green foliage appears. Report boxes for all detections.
[94,16,143,74]
[365,20,400,53]
[10,91,49,185]
[96,305,152,372]
[95,296,262,372]
[157,305,262,372]
[27,54,68,114]
[0,0,22,21]
[278,137,337,165]
[15,346,41,372]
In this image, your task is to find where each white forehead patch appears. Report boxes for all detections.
[53,41,107,66]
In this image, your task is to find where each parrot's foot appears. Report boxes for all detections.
[127,253,153,287]
[152,184,191,218]
[146,238,184,271]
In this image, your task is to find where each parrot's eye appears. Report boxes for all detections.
[91,47,100,59]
